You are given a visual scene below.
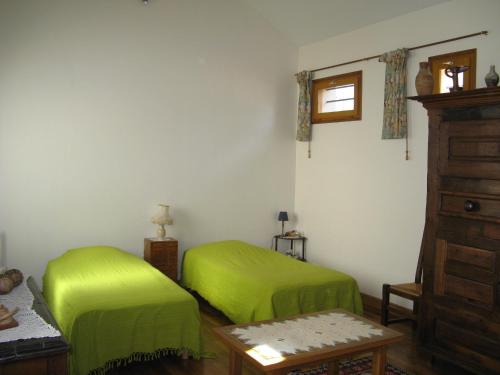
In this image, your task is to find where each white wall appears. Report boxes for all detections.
[0,0,298,284]
[295,0,500,302]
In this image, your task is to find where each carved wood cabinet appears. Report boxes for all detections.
[410,87,500,375]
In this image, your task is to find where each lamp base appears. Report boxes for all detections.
[156,225,166,240]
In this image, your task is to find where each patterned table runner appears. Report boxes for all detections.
[231,312,383,355]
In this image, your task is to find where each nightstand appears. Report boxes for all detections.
[144,238,178,281]
[273,235,307,261]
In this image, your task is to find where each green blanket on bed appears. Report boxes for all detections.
[43,246,201,375]
[181,240,363,324]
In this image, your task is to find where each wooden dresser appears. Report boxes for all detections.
[144,238,178,281]
[410,87,500,375]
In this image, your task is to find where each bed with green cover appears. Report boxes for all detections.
[181,240,363,324]
[43,246,201,375]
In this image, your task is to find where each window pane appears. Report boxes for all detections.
[323,99,354,112]
[321,84,354,113]
[439,69,464,93]
[326,84,354,101]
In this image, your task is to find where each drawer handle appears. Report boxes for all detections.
[464,200,480,212]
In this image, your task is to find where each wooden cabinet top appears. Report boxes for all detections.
[144,237,177,243]
[408,87,500,109]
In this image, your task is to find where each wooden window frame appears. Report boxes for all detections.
[428,49,476,94]
[312,70,362,124]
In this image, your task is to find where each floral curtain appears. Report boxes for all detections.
[379,48,409,139]
[295,70,312,142]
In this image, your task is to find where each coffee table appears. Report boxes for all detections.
[213,309,403,375]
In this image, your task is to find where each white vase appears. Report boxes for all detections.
[485,65,499,87]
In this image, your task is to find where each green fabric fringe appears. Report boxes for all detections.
[88,347,203,375]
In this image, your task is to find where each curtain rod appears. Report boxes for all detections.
[310,30,488,73]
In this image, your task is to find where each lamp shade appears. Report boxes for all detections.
[151,204,173,225]
[278,211,288,222]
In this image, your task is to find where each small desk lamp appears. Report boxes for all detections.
[278,211,288,236]
[151,204,173,239]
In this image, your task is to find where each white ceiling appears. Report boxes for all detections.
[241,0,450,46]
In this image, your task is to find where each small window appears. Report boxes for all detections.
[312,70,362,124]
[429,49,476,94]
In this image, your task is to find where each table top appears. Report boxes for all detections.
[213,309,403,371]
[145,237,177,242]
[273,235,306,240]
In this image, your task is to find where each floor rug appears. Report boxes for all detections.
[289,357,411,375]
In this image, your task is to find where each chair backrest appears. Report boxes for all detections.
[414,224,426,284]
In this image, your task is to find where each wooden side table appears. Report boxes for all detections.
[273,235,306,261]
[144,238,178,281]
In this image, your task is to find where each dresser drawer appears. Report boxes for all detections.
[443,274,495,306]
[439,119,500,179]
[441,177,500,196]
[438,215,500,246]
[433,303,500,341]
[429,305,500,373]
[150,241,177,250]
[440,192,500,223]
[157,264,177,281]
[150,247,176,264]
[434,239,497,309]
[447,242,496,272]
[434,319,500,362]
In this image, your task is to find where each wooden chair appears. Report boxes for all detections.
[381,236,424,328]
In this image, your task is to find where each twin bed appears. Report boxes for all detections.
[43,246,201,375]
[182,240,363,323]
[43,241,362,374]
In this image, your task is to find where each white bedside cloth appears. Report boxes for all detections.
[0,279,60,343]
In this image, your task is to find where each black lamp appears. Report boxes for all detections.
[278,211,288,236]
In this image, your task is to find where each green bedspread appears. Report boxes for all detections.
[43,246,201,375]
[181,240,363,324]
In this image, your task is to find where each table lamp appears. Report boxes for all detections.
[278,211,288,236]
[151,204,173,239]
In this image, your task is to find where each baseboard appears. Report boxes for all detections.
[361,292,413,318]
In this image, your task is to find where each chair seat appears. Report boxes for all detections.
[389,283,422,299]
[382,234,425,327]
[382,282,422,326]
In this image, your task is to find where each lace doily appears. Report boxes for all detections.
[231,312,383,354]
[0,279,61,343]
